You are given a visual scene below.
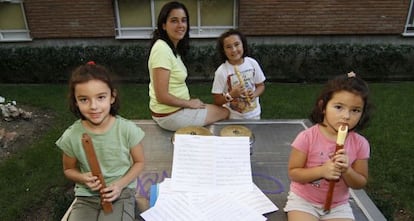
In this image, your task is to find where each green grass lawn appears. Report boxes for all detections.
[0,82,413,220]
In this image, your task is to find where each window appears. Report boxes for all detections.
[403,0,414,36]
[0,0,31,42]
[114,0,237,39]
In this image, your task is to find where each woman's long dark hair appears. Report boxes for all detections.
[149,1,190,58]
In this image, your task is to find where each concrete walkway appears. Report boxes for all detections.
[134,119,386,221]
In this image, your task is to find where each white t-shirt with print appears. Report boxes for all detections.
[212,57,266,119]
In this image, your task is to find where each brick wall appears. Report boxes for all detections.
[24,0,115,39]
[239,0,411,36]
[21,0,411,39]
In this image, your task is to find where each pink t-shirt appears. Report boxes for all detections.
[290,124,370,208]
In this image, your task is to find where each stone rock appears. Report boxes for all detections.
[0,103,32,121]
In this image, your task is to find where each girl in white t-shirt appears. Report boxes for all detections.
[211,29,266,119]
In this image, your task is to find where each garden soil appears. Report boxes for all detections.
[0,105,56,221]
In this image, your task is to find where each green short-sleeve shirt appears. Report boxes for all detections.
[56,116,145,196]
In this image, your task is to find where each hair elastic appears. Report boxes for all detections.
[347,71,356,78]
[87,61,96,65]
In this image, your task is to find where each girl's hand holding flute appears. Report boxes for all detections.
[324,125,348,212]
[230,83,245,98]
[83,172,102,191]
[320,148,349,180]
[331,149,349,174]
[229,84,253,99]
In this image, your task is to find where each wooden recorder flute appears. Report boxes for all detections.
[323,125,348,212]
[233,65,253,107]
[81,133,113,213]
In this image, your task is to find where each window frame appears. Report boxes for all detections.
[403,0,414,36]
[0,0,32,42]
[114,0,238,39]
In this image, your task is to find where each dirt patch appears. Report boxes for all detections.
[394,208,414,221]
[0,105,55,162]
[0,104,57,220]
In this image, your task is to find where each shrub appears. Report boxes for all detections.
[1,44,413,83]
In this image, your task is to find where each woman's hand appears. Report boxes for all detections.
[187,98,206,109]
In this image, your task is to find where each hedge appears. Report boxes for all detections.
[1,44,413,83]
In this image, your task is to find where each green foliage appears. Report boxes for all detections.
[0,45,149,83]
[1,44,414,83]
[251,44,414,82]
[185,45,220,80]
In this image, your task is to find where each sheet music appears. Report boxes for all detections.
[142,135,278,221]
[171,135,216,191]
[216,136,252,191]
[140,193,206,221]
[196,194,267,221]
[171,135,253,192]
[141,179,272,221]
[141,179,207,221]
[188,182,278,216]
[228,183,279,214]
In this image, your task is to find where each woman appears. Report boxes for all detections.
[148,1,229,131]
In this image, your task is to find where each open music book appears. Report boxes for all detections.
[141,135,278,221]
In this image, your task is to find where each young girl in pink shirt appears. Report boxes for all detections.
[284,72,373,221]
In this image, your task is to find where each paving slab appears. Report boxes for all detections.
[134,119,386,221]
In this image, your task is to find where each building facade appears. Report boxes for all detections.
[1,0,414,45]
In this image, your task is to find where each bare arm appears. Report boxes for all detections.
[101,143,145,202]
[252,82,265,99]
[213,93,226,106]
[213,82,262,106]
[153,67,204,109]
[330,149,368,189]
[62,153,101,191]
[340,158,368,189]
[109,143,145,189]
[288,148,342,183]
